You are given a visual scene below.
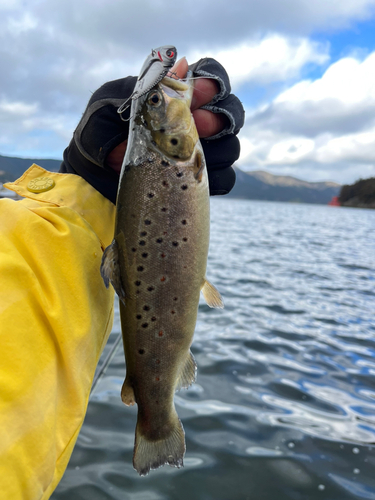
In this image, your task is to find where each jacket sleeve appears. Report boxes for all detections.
[0,166,116,499]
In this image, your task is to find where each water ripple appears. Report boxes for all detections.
[53,200,375,500]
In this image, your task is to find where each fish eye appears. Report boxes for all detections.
[166,49,174,58]
[148,91,162,107]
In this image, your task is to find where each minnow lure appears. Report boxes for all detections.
[117,45,177,120]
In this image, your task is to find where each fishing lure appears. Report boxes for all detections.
[117,45,177,120]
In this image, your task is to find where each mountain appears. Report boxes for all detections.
[0,154,341,206]
[0,154,61,183]
[339,177,375,209]
[228,168,341,204]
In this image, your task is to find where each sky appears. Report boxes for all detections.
[1,0,375,184]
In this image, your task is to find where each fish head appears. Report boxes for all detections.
[141,73,199,161]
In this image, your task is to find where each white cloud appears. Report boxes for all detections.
[315,129,375,164]
[0,99,38,117]
[267,138,315,164]
[6,12,37,34]
[0,0,20,10]
[188,36,329,88]
[0,0,374,180]
[239,50,375,183]
[276,52,375,103]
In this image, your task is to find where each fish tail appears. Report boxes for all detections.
[133,411,185,476]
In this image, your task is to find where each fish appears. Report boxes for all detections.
[101,68,223,476]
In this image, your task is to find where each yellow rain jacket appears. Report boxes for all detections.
[0,165,116,499]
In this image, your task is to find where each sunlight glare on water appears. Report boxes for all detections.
[53,199,375,500]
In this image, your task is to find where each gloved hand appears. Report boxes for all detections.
[60,57,245,203]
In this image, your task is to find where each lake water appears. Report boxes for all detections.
[52,199,375,500]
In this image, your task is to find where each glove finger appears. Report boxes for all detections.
[207,165,236,196]
[202,134,240,195]
[202,134,241,170]
[188,58,231,104]
[201,94,245,140]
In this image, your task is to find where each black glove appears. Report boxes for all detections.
[60,59,245,203]
[189,58,244,195]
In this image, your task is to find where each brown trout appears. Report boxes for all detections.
[101,72,223,476]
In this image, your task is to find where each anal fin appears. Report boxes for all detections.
[100,239,126,304]
[121,377,135,406]
[201,278,224,309]
[176,350,197,391]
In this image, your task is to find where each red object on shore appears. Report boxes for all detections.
[328,196,340,206]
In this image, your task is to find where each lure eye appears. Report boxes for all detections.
[166,50,174,58]
[148,91,162,107]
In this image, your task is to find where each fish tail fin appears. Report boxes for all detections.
[133,411,185,476]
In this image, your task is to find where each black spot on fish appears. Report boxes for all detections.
[171,310,176,314]
[144,220,151,225]
[161,207,167,212]
[139,349,145,355]
[135,281,141,286]
[142,323,148,328]
[174,297,178,301]
[156,238,163,243]
[162,181,169,187]
[160,128,165,133]
[132,248,137,252]
[181,220,187,225]
[170,138,178,145]
[136,314,142,320]
[181,184,188,190]
[147,286,154,292]
[176,172,183,177]
[151,316,157,322]
[161,160,169,167]
[142,253,148,258]
[172,242,179,247]
[139,240,146,246]
[160,253,166,258]
[183,237,188,242]
[148,193,154,198]
[137,266,144,272]
[143,305,150,311]
[140,231,147,237]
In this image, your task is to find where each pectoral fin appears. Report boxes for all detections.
[100,239,126,304]
[201,279,224,309]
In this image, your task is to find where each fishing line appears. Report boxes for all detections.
[90,332,123,395]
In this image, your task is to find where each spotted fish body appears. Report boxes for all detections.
[101,72,223,476]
